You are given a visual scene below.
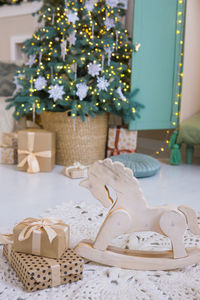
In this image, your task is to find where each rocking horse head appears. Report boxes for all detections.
[80,159,134,208]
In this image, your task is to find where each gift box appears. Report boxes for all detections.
[13,217,70,259]
[3,245,84,292]
[63,162,88,179]
[67,168,87,179]
[1,132,18,148]
[18,129,55,173]
[0,145,17,164]
[107,127,137,157]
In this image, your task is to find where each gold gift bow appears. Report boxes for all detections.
[18,132,52,173]
[18,217,69,244]
[64,162,88,177]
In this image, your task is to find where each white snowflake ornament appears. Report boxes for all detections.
[104,16,115,30]
[68,31,76,47]
[97,76,109,91]
[26,54,36,68]
[117,87,126,101]
[88,62,101,77]
[85,0,94,11]
[35,76,47,91]
[66,10,79,24]
[48,84,65,102]
[106,0,118,8]
[76,82,89,101]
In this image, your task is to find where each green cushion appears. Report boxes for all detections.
[110,153,160,178]
[177,113,200,145]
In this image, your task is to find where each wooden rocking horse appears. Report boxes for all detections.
[75,159,200,270]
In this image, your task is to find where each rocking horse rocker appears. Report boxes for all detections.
[75,159,200,270]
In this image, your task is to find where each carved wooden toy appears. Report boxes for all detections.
[75,159,200,270]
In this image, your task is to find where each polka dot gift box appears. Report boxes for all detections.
[107,126,137,157]
[3,245,84,292]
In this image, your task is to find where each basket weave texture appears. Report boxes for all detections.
[41,111,108,166]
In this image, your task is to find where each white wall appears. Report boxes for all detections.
[0,2,41,63]
[180,0,200,122]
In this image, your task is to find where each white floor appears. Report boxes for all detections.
[0,159,200,229]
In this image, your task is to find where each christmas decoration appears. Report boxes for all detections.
[76,82,89,101]
[66,10,79,24]
[85,0,95,11]
[35,76,47,91]
[97,76,109,91]
[7,0,143,125]
[117,86,126,102]
[26,54,36,68]
[60,38,67,61]
[48,84,65,102]
[88,62,101,77]
[106,0,118,8]
[104,47,113,66]
[104,16,115,30]
[12,75,23,96]
[68,31,76,47]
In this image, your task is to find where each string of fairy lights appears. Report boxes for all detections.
[15,0,133,118]
[156,0,186,156]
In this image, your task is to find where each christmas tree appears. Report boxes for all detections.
[7,0,143,123]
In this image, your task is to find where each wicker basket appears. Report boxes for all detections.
[41,111,108,166]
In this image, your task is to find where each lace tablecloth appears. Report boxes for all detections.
[0,199,200,300]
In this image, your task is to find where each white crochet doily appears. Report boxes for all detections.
[1,199,200,300]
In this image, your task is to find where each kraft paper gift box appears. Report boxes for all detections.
[68,168,87,179]
[17,128,55,173]
[3,245,84,292]
[63,162,88,179]
[0,145,17,164]
[13,217,70,259]
[1,132,18,148]
[107,127,137,157]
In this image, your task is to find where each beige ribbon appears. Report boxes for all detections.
[0,233,13,245]
[64,162,88,178]
[18,132,52,173]
[44,258,61,287]
[18,217,68,241]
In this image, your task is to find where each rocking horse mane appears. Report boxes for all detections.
[90,158,135,184]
